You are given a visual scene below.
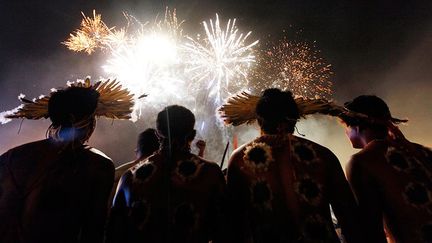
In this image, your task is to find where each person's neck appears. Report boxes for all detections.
[260,129,293,136]
[48,137,85,152]
[160,140,190,154]
[361,132,385,148]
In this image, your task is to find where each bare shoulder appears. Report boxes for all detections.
[195,157,226,192]
[116,160,137,171]
[114,160,137,182]
[232,143,248,157]
[346,152,365,174]
[345,142,386,179]
[189,155,224,185]
[88,147,112,162]
[3,139,51,157]
[118,168,134,186]
[125,153,163,184]
[294,136,338,161]
[228,143,249,167]
[1,139,54,173]
[83,147,115,176]
[411,142,432,157]
[198,156,223,174]
[349,140,387,169]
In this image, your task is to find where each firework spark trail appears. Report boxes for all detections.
[64,10,333,122]
[183,14,259,106]
[102,28,129,50]
[103,35,188,119]
[63,10,111,54]
[251,38,333,99]
[64,10,260,114]
[156,7,184,40]
[64,9,190,120]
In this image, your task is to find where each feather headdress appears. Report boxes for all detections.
[1,78,134,124]
[218,91,385,126]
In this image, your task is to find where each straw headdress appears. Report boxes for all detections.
[218,91,404,126]
[1,78,134,124]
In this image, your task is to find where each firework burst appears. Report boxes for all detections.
[103,28,129,50]
[63,10,111,54]
[64,10,260,113]
[183,14,259,105]
[251,38,333,99]
[101,9,188,120]
[58,10,339,163]
[156,7,184,40]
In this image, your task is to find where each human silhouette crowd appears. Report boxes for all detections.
[1,82,431,243]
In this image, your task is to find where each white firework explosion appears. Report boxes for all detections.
[183,14,259,106]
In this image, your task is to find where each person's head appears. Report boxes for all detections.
[135,128,159,158]
[256,88,300,134]
[48,86,100,144]
[156,105,196,149]
[341,95,392,148]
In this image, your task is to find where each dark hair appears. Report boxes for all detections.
[48,87,99,127]
[156,105,195,140]
[137,128,159,156]
[256,88,300,134]
[342,95,391,138]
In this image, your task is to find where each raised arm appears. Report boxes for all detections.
[196,140,206,158]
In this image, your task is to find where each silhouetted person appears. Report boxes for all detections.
[108,128,160,207]
[108,105,227,243]
[227,88,361,243]
[341,95,432,243]
[0,87,115,243]
[114,128,160,187]
[111,130,207,206]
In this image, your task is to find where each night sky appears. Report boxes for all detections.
[1,0,431,166]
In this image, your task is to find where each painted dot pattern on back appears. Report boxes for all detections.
[292,141,318,165]
[243,142,273,173]
[250,179,273,210]
[404,182,431,206]
[296,177,323,206]
[386,148,411,171]
[135,163,156,182]
[175,156,202,182]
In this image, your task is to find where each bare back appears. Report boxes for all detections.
[227,134,360,243]
[108,150,227,243]
[0,139,115,243]
[347,140,432,243]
